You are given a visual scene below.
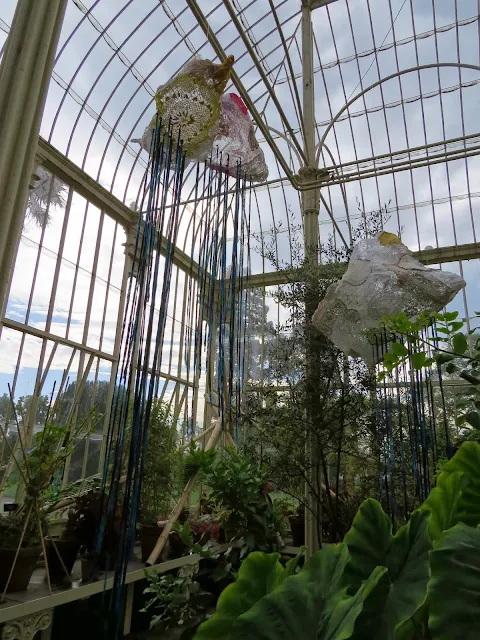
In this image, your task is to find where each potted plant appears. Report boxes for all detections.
[138,401,183,562]
[45,507,81,585]
[142,563,212,635]
[200,447,279,552]
[0,398,97,592]
[74,490,120,582]
[0,511,43,592]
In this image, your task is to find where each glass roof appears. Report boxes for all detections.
[1,0,479,270]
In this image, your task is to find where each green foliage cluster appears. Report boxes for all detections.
[196,441,480,639]
[379,310,480,432]
[0,389,99,549]
[197,447,279,553]
[139,401,184,525]
[0,510,45,548]
[142,565,208,632]
[242,206,393,541]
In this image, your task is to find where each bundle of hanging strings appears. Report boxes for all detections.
[372,325,450,527]
[95,124,251,637]
[95,117,186,638]
[186,148,251,442]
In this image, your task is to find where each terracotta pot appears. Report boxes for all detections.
[45,537,80,584]
[0,547,42,592]
[139,523,164,563]
[289,514,305,547]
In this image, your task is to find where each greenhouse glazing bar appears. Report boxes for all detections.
[301,0,323,555]
[0,0,68,324]
[185,0,297,183]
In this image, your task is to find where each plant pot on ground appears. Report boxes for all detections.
[138,521,165,563]
[71,491,119,582]
[0,511,43,593]
[45,537,79,585]
[44,506,83,585]
[289,504,305,547]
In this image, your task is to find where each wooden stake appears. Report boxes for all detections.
[182,422,215,449]
[146,418,223,566]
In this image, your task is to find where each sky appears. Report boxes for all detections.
[0,0,479,423]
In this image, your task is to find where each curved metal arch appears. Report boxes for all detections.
[268,125,352,245]
[315,62,480,169]
[48,0,300,204]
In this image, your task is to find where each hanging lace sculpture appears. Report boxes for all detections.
[312,232,466,364]
[132,56,234,161]
[210,93,268,182]
[27,167,67,228]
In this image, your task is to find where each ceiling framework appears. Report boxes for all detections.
[2,0,478,267]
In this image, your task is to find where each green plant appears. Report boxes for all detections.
[142,564,210,632]
[139,401,183,525]
[195,546,385,639]
[70,490,120,556]
[0,398,98,550]
[44,474,102,511]
[196,442,480,639]
[0,511,44,548]
[200,448,279,552]
[427,523,480,639]
[272,496,297,537]
[378,310,480,431]
[184,441,217,482]
[343,500,431,638]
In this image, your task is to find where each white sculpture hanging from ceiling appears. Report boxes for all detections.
[132,59,268,181]
[312,232,466,364]
[132,56,233,162]
[209,93,268,182]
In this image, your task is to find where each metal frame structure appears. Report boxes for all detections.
[0,0,480,627]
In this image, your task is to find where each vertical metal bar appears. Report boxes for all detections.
[301,0,321,556]
[98,224,132,472]
[0,0,68,321]
[76,211,105,481]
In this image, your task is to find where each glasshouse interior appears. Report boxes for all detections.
[1,0,480,638]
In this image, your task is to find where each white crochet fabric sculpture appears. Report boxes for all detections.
[312,232,466,364]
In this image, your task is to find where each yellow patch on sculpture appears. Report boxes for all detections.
[378,231,401,246]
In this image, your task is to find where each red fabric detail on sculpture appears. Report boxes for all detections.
[228,93,248,115]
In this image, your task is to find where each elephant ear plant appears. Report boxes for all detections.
[195,545,385,639]
[194,441,480,639]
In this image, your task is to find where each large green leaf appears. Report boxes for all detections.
[227,544,386,640]
[424,441,480,533]
[343,499,431,640]
[194,551,285,639]
[421,470,465,540]
[394,604,428,640]
[428,523,480,639]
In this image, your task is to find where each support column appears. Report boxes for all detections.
[301,0,322,556]
[0,0,68,321]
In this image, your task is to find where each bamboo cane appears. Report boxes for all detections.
[182,422,216,449]
[146,417,223,566]
[225,431,236,448]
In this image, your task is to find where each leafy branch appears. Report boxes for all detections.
[378,310,480,430]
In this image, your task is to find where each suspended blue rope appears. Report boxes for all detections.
[95,119,186,639]
[371,317,452,524]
